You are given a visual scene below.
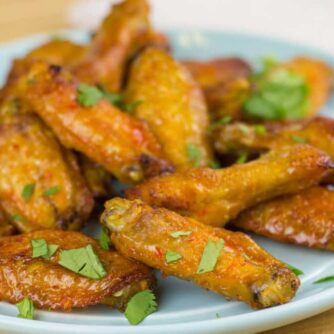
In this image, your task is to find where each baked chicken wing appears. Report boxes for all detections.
[126,144,332,226]
[102,198,299,309]
[0,230,155,311]
[19,61,172,184]
[232,186,334,251]
[125,48,213,170]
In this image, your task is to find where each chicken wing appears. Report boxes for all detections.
[126,144,332,226]
[0,230,155,311]
[232,186,334,251]
[19,61,172,184]
[102,198,299,309]
[125,48,213,170]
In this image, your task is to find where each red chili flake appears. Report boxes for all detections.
[44,171,53,181]
[154,246,163,259]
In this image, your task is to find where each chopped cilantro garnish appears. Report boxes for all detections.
[209,159,221,169]
[291,135,307,144]
[313,276,334,284]
[165,250,182,264]
[58,244,106,280]
[124,290,157,325]
[197,238,224,274]
[43,185,60,197]
[21,183,35,202]
[11,214,26,223]
[77,84,104,107]
[170,230,192,239]
[236,153,248,164]
[238,124,250,134]
[284,262,304,276]
[99,226,110,250]
[16,297,34,320]
[244,67,309,121]
[254,124,267,135]
[208,116,232,133]
[31,239,59,259]
[186,143,202,167]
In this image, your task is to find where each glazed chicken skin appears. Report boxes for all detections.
[0,101,93,232]
[125,48,213,170]
[232,186,334,251]
[102,198,299,309]
[0,230,155,311]
[126,144,332,226]
[19,61,173,184]
[73,0,168,92]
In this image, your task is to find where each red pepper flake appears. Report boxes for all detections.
[154,246,163,259]
[44,171,53,181]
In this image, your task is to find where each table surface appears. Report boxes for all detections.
[0,1,333,333]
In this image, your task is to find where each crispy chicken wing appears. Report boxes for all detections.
[0,230,155,311]
[19,61,172,184]
[0,103,93,232]
[102,198,299,309]
[125,48,213,169]
[126,144,332,226]
[232,186,334,251]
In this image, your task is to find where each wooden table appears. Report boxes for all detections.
[0,1,333,333]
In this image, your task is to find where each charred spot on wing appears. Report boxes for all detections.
[139,154,174,179]
[48,64,62,76]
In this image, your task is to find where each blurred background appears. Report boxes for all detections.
[0,0,333,53]
[0,1,333,333]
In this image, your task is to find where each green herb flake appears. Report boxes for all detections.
[284,262,304,276]
[254,124,267,135]
[236,153,248,164]
[21,183,35,202]
[124,290,157,325]
[209,160,221,169]
[216,116,232,126]
[186,143,202,167]
[123,100,142,113]
[16,297,34,320]
[170,230,192,239]
[77,83,104,107]
[43,185,60,197]
[58,244,106,280]
[165,250,182,264]
[31,239,59,259]
[99,226,110,250]
[291,135,307,144]
[197,238,224,274]
[239,124,250,134]
[313,276,334,284]
[11,214,26,223]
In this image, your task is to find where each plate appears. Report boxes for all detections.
[0,29,334,334]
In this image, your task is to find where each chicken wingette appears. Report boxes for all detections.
[126,144,332,226]
[125,48,213,170]
[102,198,299,309]
[0,230,155,311]
[232,186,334,251]
[19,61,172,184]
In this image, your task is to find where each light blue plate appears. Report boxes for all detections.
[0,29,334,334]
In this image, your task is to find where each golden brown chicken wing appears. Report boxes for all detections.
[125,48,213,170]
[0,230,155,311]
[126,144,332,226]
[0,106,93,232]
[19,61,172,184]
[232,186,334,251]
[102,198,299,309]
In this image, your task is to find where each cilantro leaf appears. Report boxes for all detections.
[236,153,248,164]
[99,226,110,250]
[197,238,224,274]
[21,183,35,202]
[11,214,26,223]
[244,68,309,121]
[165,250,182,264]
[291,135,307,144]
[186,143,202,167]
[77,84,104,107]
[209,160,221,169]
[43,185,60,197]
[31,239,59,259]
[284,262,304,276]
[170,230,192,239]
[16,297,34,320]
[59,244,106,279]
[313,276,334,284]
[207,116,232,133]
[254,124,267,135]
[238,124,250,134]
[125,290,157,325]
